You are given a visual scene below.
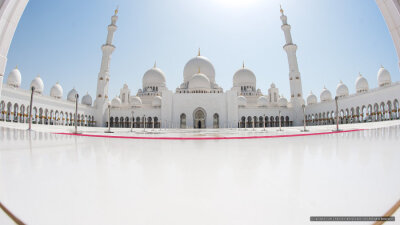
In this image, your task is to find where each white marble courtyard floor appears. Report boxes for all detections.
[0,121,400,224]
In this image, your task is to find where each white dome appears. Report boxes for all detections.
[129,96,142,107]
[143,66,166,88]
[257,96,268,107]
[30,75,44,94]
[50,82,63,99]
[183,55,215,83]
[111,96,121,107]
[336,81,349,97]
[233,67,256,87]
[82,93,92,106]
[238,96,247,107]
[152,96,162,107]
[320,86,332,102]
[188,73,210,90]
[377,66,392,87]
[7,67,21,88]
[307,91,318,105]
[278,96,288,107]
[355,73,369,93]
[67,88,78,101]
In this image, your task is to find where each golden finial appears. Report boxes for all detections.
[380,64,384,68]
[154,61,157,68]
[115,6,119,15]
[280,4,284,15]
[242,61,245,69]
[198,48,201,56]
[15,65,18,69]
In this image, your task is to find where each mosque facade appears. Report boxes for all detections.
[0,6,399,129]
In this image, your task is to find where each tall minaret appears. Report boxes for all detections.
[95,8,118,106]
[94,8,118,127]
[280,6,304,105]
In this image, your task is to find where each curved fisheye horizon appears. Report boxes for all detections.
[1,1,400,224]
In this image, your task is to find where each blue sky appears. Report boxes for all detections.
[5,0,399,99]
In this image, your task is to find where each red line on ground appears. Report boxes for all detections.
[53,129,365,140]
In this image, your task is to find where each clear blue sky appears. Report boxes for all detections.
[5,0,399,99]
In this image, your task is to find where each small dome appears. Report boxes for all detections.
[111,96,121,107]
[278,96,288,107]
[129,96,142,107]
[50,82,63,99]
[355,73,369,93]
[7,67,21,88]
[67,88,78,101]
[320,86,332,102]
[307,91,317,105]
[82,93,92,106]
[30,75,44,94]
[257,96,268,107]
[152,96,162,107]
[143,66,166,88]
[238,96,247,107]
[233,67,256,87]
[336,81,349,98]
[183,54,215,83]
[188,73,210,90]
[377,66,392,87]
[270,83,276,88]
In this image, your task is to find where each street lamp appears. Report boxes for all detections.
[334,96,341,132]
[105,101,113,133]
[74,93,79,134]
[278,110,282,131]
[28,86,35,131]
[130,111,134,132]
[263,114,266,131]
[301,104,309,132]
[143,115,146,132]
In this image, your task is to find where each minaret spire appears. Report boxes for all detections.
[95,9,118,106]
[280,7,303,105]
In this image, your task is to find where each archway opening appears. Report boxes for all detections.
[193,108,206,129]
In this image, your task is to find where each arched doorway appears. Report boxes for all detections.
[193,108,206,129]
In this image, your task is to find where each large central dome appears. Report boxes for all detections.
[183,55,215,83]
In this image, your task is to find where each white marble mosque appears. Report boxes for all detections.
[0,1,400,129]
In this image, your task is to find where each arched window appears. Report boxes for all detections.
[125,116,129,128]
[154,117,159,128]
[180,113,186,129]
[247,116,252,128]
[213,113,219,128]
[136,117,141,128]
[241,116,246,128]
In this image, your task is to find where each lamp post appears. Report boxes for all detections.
[278,110,282,131]
[130,111,134,132]
[28,86,35,131]
[74,93,79,134]
[143,115,146,132]
[301,104,308,132]
[334,96,341,131]
[105,102,113,133]
[263,114,266,131]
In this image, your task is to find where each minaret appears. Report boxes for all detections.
[94,8,118,127]
[95,8,118,106]
[280,6,304,105]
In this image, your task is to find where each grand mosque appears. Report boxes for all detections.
[0,4,399,129]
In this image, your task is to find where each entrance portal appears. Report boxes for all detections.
[193,108,206,129]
